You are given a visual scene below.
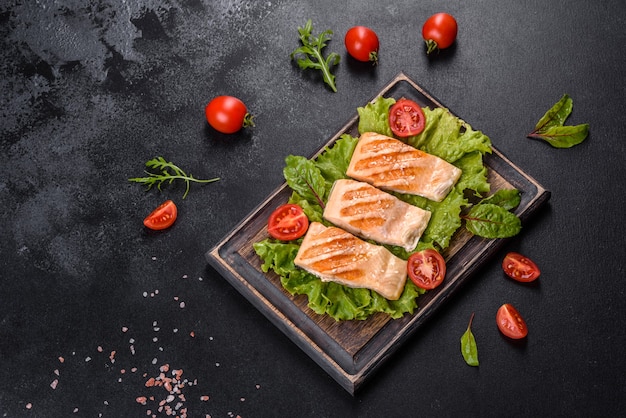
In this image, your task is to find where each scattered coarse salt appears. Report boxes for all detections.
[143,292,148,297]
[200,395,210,401]
[50,379,59,389]
[58,356,64,363]
[182,274,188,279]
[97,346,103,352]
[179,302,185,309]
[85,357,91,362]
[25,403,33,409]
[189,331,195,338]
[136,396,148,405]
[256,384,261,389]
[152,256,157,260]
[54,369,60,376]
[122,326,129,333]
[73,407,79,413]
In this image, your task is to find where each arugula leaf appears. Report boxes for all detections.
[463,203,522,238]
[128,157,220,199]
[528,94,589,148]
[290,19,341,92]
[461,313,479,367]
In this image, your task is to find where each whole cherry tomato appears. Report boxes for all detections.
[143,200,177,231]
[389,98,426,137]
[345,26,379,64]
[422,13,458,54]
[407,249,446,290]
[496,303,528,339]
[205,96,254,134]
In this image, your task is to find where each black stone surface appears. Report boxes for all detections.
[1,1,625,416]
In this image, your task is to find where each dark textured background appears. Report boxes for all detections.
[1,1,625,416]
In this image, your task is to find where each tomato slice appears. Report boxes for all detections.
[502,252,540,282]
[267,204,309,241]
[143,200,177,231]
[496,303,528,339]
[389,99,426,138]
[407,249,446,290]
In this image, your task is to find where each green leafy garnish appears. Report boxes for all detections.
[461,313,479,367]
[254,97,502,321]
[129,157,220,199]
[461,189,522,238]
[290,19,341,92]
[527,94,589,148]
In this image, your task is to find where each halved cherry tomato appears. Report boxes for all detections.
[345,26,379,63]
[267,204,309,241]
[143,200,177,231]
[496,303,528,339]
[205,95,254,134]
[502,252,541,282]
[407,249,446,290]
[422,13,458,54]
[389,99,426,138]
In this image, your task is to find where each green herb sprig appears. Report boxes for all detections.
[290,19,341,92]
[460,312,479,367]
[527,94,589,148]
[129,157,220,199]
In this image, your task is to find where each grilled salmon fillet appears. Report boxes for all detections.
[346,132,462,202]
[323,179,431,251]
[294,222,408,300]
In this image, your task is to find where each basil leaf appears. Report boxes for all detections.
[478,189,521,211]
[461,313,479,367]
[283,155,326,209]
[464,203,521,238]
[528,94,589,148]
[528,124,590,148]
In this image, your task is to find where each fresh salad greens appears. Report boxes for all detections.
[527,94,589,148]
[461,313,479,366]
[253,97,520,321]
[129,157,220,199]
[290,19,341,92]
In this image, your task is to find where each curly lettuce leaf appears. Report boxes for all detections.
[357,96,395,136]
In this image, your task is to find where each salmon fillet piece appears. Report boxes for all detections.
[346,132,462,202]
[294,222,408,300]
[323,179,431,251]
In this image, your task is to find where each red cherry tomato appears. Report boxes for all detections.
[389,99,426,138]
[407,249,446,290]
[502,252,541,282]
[143,200,177,231]
[205,96,254,134]
[267,204,309,241]
[496,303,528,339]
[345,26,379,63]
[422,13,458,54]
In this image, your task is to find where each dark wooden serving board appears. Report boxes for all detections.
[205,73,551,395]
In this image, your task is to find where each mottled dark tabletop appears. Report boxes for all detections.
[1,1,625,417]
